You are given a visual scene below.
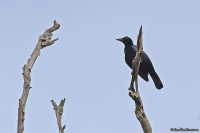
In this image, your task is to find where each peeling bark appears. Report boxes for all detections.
[51,99,66,133]
[17,20,60,133]
[128,26,152,133]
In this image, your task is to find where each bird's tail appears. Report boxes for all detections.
[149,70,163,89]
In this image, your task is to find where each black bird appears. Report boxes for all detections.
[116,36,163,89]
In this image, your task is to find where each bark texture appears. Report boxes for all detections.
[128,26,152,133]
[17,20,60,133]
[51,99,66,133]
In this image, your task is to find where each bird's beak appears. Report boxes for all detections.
[116,38,123,42]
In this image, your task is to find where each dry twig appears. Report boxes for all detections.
[17,20,60,133]
[51,99,66,133]
[128,26,152,133]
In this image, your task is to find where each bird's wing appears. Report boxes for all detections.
[141,52,154,68]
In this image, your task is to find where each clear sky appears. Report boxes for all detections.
[0,1,200,133]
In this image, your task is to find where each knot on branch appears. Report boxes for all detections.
[40,33,58,48]
[59,108,63,115]
[62,125,66,131]
[39,20,60,49]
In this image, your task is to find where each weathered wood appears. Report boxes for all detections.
[51,99,66,133]
[128,26,152,133]
[17,20,60,133]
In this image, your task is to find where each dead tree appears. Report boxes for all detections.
[51,99,66,133]
[17,20,60,133]
[128,26,152,133]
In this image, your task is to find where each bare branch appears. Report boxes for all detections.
[129,25,143,92]
[47,20,60,33]
[128,26,152,133]
[40,20,60,49]
[17,21,60,133]
[51,98,66,133]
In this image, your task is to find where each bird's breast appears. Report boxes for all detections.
[124,46,136,68]
[124,46,136,58]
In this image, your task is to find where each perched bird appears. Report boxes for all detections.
[116,36,163,89]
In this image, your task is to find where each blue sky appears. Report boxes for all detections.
[0,1,200,133]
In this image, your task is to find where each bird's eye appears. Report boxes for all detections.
[125,37,127,39]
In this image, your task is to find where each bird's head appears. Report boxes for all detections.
[116,36,133,46]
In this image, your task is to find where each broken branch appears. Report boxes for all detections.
[128,26,152,133]
[17,20,60,133]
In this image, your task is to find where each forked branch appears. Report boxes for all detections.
[51,99,66,133]
[17,20,60,133]
[128,26,152,133]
